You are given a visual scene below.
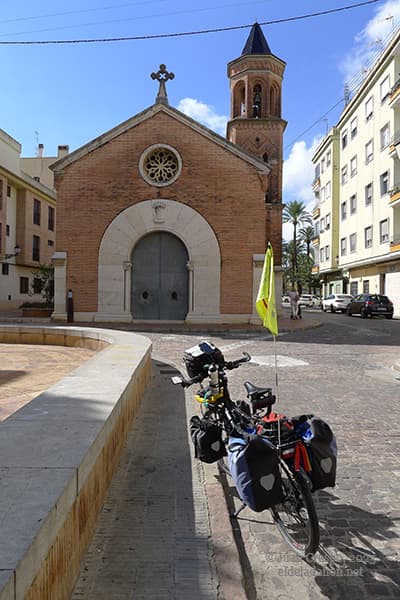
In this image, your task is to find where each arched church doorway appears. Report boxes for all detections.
[131,231,189,320]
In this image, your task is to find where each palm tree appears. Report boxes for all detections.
[282,239,305,292]
[283,201,312,283]
[299,225,315,263]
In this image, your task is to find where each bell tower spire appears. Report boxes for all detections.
[227,22,286,262]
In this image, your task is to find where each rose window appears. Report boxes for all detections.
[139,145,182,186]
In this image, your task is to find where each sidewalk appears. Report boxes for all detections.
[71,360,245,600]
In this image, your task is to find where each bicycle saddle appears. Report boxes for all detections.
[244,381,272,398]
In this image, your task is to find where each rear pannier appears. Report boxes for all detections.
[304,417,337,491]
[228,435,284,512]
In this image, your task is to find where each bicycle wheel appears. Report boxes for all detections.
[270,460,319,557]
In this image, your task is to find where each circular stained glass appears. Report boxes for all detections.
[139,145,182,186]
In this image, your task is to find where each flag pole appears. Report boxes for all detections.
[255,242,281,447]
[273,334,281,447]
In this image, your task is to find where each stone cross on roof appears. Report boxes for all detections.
[151,64,175,105]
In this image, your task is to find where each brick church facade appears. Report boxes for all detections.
[51,23,286,323]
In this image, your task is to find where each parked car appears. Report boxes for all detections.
[321,294,353,313]
[298,294,320,308]
[281,295,290,306]
[346,293,394,319]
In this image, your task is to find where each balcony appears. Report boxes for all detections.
[312,177,320,193]
[389,183,400,206]
[390,238,400,252]
[389,77,400,108]
[389,129,400,159]
[312,205,320,219]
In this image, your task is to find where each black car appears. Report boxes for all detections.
[346,293,394,319]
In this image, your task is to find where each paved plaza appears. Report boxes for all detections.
[1,312,399,599]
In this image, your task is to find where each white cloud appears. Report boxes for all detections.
[283,138,320,207]
[341,0,400,87]
[176,97,228,135]
[282,138,321,241]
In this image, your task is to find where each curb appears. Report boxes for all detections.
[204,464,248,600]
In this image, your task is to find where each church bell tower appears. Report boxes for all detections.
[227,23,286,263]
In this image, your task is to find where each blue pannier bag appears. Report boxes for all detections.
[227,435,284,512]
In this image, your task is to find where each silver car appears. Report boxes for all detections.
[298,294,320,307]
[321,293,353,313]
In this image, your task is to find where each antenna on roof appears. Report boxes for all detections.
[344,83,350,106]
[34,131,39,156]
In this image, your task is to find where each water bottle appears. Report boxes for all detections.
[208,364,219,396]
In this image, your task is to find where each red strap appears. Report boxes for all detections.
[294,443,301,471]
[301,443,312,472]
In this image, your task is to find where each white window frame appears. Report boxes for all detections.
[365,96,374,121]
[380,171,390,196]
[365,139,373,163]
[364,226,373,248]
[341,201,347,220]
[350,116,358,139]
[326,180,331,199]
[340,237,347,256]
[380,123,390,150]
[325,245,330,261]
[326,150,331,167]
[325,213,331,230]
[350,155,357,177]
[365,182,373,206]
[380,75,390,102]
[342,130,348,149]
[350,194,357,215]
[379,219,389,243]
[350,233,357,253]
[341,165,348,185]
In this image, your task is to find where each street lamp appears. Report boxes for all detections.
[0,245,21,261]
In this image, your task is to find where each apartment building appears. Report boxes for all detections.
[0,128,57,310]
[312,27,400,316]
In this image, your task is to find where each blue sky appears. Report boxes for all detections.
[2,0,400,235]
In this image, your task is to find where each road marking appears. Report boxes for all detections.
[250,355,308,367]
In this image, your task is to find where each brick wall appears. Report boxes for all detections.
[55,111,270,315]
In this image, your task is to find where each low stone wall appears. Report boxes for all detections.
[0,325,152,600]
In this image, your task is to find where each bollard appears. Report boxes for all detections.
[67,289,74,322]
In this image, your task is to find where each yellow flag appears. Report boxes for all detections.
[256,243,278,336]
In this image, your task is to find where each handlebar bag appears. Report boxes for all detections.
[227,435,284,512]
[189,415,226,463]
[184,341,225,379]
[304,417,337,491]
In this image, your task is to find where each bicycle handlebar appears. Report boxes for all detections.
[171,351,252,388]
[171,373,204,388]
[224,352,251,370]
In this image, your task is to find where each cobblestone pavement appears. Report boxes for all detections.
[139,314,400,600]
[2,313,400,599]
[0,344,96,421]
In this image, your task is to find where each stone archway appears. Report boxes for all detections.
[95,199,221,322]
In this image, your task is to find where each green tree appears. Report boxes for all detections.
[31,264,54,305]
[283,201,312,284]
[299,225,315,263]
[282,239,305,294]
